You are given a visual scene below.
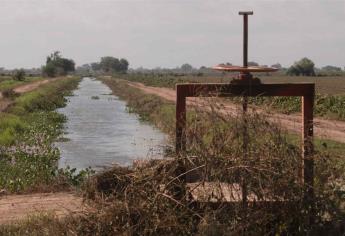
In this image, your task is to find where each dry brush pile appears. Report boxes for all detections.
[32,98,343,235]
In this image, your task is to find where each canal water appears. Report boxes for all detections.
[56,77,167,172]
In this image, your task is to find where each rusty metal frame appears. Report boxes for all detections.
[175,82,315,202]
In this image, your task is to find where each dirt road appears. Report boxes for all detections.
[126,81,345,144]
[0,78,59,112]
[0,192,86,224]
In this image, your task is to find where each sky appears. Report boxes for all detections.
[0,0,344,69]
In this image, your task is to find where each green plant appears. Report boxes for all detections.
[0,77,85,193]
[12,69,26,81]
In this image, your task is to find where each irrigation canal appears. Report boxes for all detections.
[56,77,167,172]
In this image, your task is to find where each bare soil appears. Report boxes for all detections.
[126,81,345,143]
[0,192,86,225]
[0,78,59,112]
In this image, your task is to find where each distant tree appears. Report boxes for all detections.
[248,61,259,66]
[100,57,119,72]
[99,57,129,73]
[61,58,75,72]
[317,65,343,76]
[180,63,193,72]
[119,58,129,72]
[287,57,315,76]
[42,51,75,77]
[286,66,300,76]
[322,65,342,72]
[12,69,26,81]
[271,63,282,69]
[91,62,101,71]
[42,63,56,77]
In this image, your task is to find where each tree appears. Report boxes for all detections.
[287,57,315,76]
[43,63,56,77]
[91,62,101,71]
[42,51,75,77]
[61,58,75,72]
[100,57,118,72]
[98,57,128,73]
[318,65,343,76]
[322,65,342,72]
[119,58,129,72]
[180,63,193,72]
[12,69,26,81]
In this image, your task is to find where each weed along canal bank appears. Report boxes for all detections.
[56,77,167,171]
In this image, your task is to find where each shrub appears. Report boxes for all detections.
[12,69,26,81]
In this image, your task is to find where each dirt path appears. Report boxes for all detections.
[12,79,53,94]
[126,81,345,144]
[0,78,59,112]
[0,192,87,225]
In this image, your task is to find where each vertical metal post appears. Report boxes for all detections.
[243,15,248,67]
[239,10,253,206]
[176,85,186,153]
[239,11,253,68]
[242,96,249,207]
[175,85,187,201]
[302,91,315,224]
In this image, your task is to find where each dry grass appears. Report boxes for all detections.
[2,82,344,235]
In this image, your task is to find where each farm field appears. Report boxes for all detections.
[121,73,345,95]
[120,73,345,121]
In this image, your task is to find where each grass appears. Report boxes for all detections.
[118,73,345,121]
[120,73,345,95]
[0,76,92,193]
[0,76,43,92]
[229,94,345,120]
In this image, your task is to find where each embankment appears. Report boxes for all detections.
[0,76,83,193]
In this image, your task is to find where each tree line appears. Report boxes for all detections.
[76,57,129,75]
[2,53,344,79]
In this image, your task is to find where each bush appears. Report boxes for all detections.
[12,69,26,81]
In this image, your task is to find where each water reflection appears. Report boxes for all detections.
[56,77,167,172]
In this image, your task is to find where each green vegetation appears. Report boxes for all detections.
[12,69,26,81]
[91,56,129,74]
[0,77,91,193]
[228,94,345,120]
[0,76,43,92]
[287,57,316,76]
[42,51,75,77]
[102,78,345,155]
[117,73,345,120]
